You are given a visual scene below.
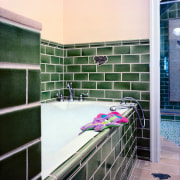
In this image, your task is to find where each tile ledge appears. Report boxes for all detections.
[0,101,41,115]
[0,7,42,31]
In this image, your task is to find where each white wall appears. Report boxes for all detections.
[1,0,150,44]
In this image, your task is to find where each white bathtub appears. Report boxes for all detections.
[41,101,127,179]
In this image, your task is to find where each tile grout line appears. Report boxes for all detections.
[0,138,40,161]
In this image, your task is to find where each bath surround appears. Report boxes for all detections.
[41,39,151,161]
[41,101,136,180]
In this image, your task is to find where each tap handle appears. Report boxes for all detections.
[79,93,88,101]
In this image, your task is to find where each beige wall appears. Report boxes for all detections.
[63,0,150,44]
[1,0,150,44]
[1,0,63,43]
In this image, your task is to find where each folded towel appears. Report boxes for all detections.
[79,112,129,135]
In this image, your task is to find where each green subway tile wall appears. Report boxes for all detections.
[46,110,136,180]
[40,40,64,103]
[0,21,41,180]
[40,39,150,160]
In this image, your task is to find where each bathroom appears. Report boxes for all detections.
[0,0,179,179]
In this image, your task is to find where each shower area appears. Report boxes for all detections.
[160,0,180,146]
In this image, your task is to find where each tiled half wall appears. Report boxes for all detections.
[0,21,41,179]
[41,39,150,160]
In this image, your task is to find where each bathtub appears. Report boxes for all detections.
[41,101,132,179]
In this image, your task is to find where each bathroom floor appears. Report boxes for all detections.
[130,136,180,180]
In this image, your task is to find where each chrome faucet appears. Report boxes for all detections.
[67,82,73,101]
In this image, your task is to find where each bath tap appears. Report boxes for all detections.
[79,93,88,102]
[67,83,73,101]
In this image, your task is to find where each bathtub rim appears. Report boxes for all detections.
[44,107,134,180]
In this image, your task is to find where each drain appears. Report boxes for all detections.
[151,173,171,179]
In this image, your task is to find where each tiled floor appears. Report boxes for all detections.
[130,136,180,180]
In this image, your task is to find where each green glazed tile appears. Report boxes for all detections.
[82,65,96,72]
[141,92,150,100]
[114,82,130,90]
[64,73,73,80]
[94,163,105,180]
[141,73,150,81]
[141,54,150,63]
[89,90,104,98]
[122,40,139,45]
[114,64,130,72]
[139,101,149,109]
[89,73,104,81]
[169,11,177,18]
[0,106,41,155]
[41,45,45,53]
[41,83,45,91]
[131,64,149,72]
[60,58,63,64]
[122,73,139,81]
[41,73,50,82]
[46,46,54,55]
[67,65,80,72]
[75,43,89,48]
[107,55,121,63]
[64,44,75,49]
[0,150,26,179]
[64,57,73,64]
[0,69,26,108]
[88,149,101,179]
[105,40,122,46]
[74,73,88,80]
[74,57,88,64]
[51,73,59,81]
[105,73,121,81]
[51,56,59,64]
[101,138,111,159]
[90,42,105,47]
[51,90,59,99]
[97,64,113,72]
[56,65,63,72]
[131,82,149,91]
[41,64,45,72]
[56,82,63,89]
[41,54,50,64]
[41,91,51,100]
[46,82,54,90]
[28,70,40,103]
[123,91,140,100]
[114,46,130,54]
[97,82,112,89]
[106,150,115,171]
[122,55,139,63]
[49,41,58,47]
[55,48,63,56]
[67,49,81,56]
[105,91,121,99]
[137,138,150,148]
[28,142,41,179]
[140,39,149,44]
[41,39,49,45]
[0,22,40,65]
[71,82,81,88]
[46,64,55,72]
[82,82,96,89]
[82,48,96,56]
[97,47,113,55]
[131,45,149,54]
[71,166,86,180]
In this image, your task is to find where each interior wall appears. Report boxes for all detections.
[1,0,150,44]
[63,0,150,44]
[0,0,63,43]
